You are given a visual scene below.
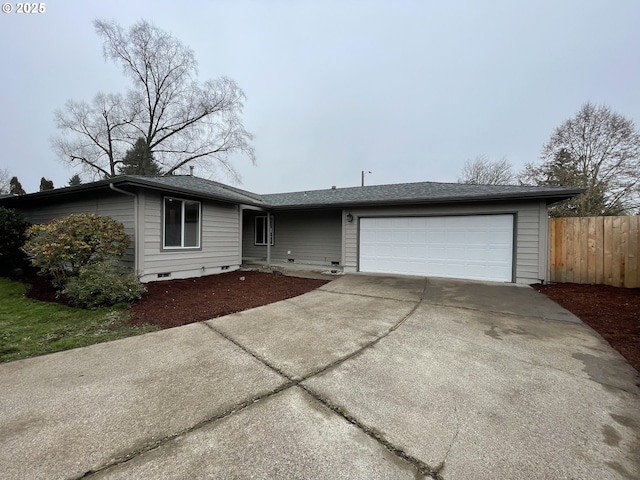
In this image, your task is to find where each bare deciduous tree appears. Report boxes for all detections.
[458,156,515,185]
[520,103,640,216]
[52,19,255,182]
[53,93,132,179]
[0,167,10,194]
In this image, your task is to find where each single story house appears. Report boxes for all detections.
[0,175,581,284]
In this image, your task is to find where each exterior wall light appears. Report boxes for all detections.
[346,213,354,223]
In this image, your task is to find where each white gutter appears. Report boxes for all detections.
[109,183,140,274]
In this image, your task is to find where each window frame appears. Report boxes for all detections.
[254,215,275,246]
[162,196,202,250]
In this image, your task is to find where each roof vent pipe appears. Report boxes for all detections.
[189,166,194,176]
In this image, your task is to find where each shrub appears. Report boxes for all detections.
[63,259,146,309]
[23,213,130,287]
[0,207,30,275]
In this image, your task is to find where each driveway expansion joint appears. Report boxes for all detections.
[75,380,296,479]
[300,383,443,480]
[320,288,424,304]
[203,321,295,382]
[424,300,582,325]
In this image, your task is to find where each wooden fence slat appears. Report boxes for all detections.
[566,218,574,283]
[619,217,629,288]
[612,216,622,287]
[549,216,639,288]
[558,217,566,283]
[603,216,614,286]
[549,219,557,282]
[579,217,588,284]
[625,216,638,288]
[586,217,597,284]
[595,217,604,285]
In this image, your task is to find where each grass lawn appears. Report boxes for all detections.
[0,278,159,364]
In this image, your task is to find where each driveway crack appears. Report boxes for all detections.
[79,278,431,478]
[434,397,460,476]
[295,277,429,382]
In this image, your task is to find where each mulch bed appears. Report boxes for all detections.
[25,270,328,329]
[532,283,639,372]
[128,270,329,328]
[23,272,638,372]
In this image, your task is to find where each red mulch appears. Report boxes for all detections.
[23,273,638,372]
[532,283,640,372]
[127,270,329,328]
[24,271,328,326]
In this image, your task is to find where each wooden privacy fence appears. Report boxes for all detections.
[549,216,639,288]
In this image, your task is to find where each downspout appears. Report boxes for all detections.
[109,183,139,275]
[266,211,271,267]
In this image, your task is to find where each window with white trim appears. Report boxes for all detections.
[163,197,201,249]
[255,215,274,245]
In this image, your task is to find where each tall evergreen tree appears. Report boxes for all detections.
[9,177,26,195]
[118,137,162,175]
[68,174,82,186]
[39,177,55,191]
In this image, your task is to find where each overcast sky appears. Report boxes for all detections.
[1,0,639,194]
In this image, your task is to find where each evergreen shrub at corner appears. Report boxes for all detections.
[63,259,146,309]
[22,213,130,288]
[0,207,30,275]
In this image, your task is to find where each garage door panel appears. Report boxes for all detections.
[359,215,513,282]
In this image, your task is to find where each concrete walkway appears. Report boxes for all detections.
[1,275,638,479]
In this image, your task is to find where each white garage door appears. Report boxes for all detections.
[359,215,514,282]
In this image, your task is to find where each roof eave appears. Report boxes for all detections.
[0,176,267,208]
[267,189,585,210]
[113,178,266,207]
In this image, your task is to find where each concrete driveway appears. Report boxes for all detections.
[1,274,639,480]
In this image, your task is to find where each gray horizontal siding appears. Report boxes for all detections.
[16,192,135,267]
[343,202,548,284]
[140,192,240,280]
[242,209,342,265]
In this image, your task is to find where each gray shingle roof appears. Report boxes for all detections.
[261,181,583,208]
[0,175,582,209]
[121,175,266,206]
[0,175,267,207]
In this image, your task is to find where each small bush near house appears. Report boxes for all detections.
[22,213,130,288]
[0,207,30,275]
[63,259,146,309]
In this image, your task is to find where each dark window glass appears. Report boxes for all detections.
[255,216,274,245]
[164,197,200,248]
[184,201,200,247]
[164,198,182,247]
